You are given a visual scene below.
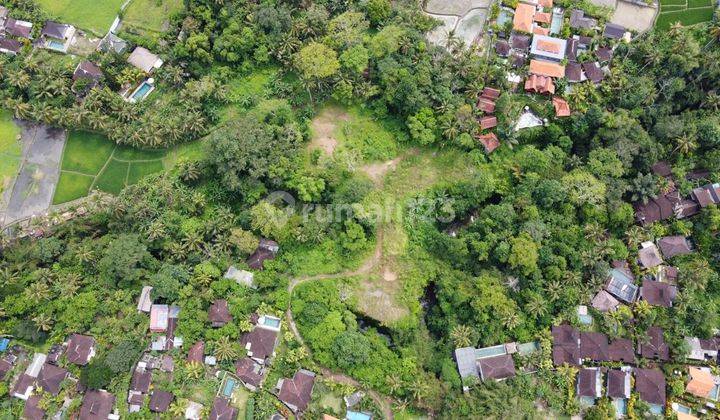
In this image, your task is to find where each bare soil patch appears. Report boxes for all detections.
[309,106,349,156]
[360,156,403,185]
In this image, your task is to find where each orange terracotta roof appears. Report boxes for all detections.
[480,116,497,130]
[534,12,551,24]
[478,132,500,153]
[539,0,553,8]
[525,74,555,94]
[686,367,716,398]
[529,59,565,78]
[513,3,535,33]
[532,26,550,36]
[537,39,561,54]
[552,96,570,117]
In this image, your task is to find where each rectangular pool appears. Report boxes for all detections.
[261,316,281,329]
[475,344,507,359]
[47,39,66,51]
[550,10,563,34]
[130,81,154,102]
[222,378,236,397]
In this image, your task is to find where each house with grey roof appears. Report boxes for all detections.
[605,268,638,303]
[127,47,163,74]
[685,336,719,361]
[577,368,602,405]
[638,242,663,269]
[657,236,692,259]
[38,21,75,53]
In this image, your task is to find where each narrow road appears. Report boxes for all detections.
[284,226,396,419]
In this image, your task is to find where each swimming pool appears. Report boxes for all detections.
[222,378,236,397]
[612,398,627,415]
[260,315,281,329]
[130,81,154,102]
[550,9,564,34]
[47,39,66,51]
[496,9,514,27]
[346,411,372,420]
[474,344,507,359]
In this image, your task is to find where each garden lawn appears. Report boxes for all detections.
[122,0,184,33]
[36,0,124,34]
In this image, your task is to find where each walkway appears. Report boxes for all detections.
[285,225,396,419]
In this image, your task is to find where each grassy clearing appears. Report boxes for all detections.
[220,67,280,123]
[659,0,687,4]
[37,0,124,34]
[53,172,94,204]
[335,107,403,162]
[687,0,712,7]
[122,0,183,33]
[231,386,250,418]
[0,110,21,157]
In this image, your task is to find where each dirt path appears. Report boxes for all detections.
[285,221,395,418]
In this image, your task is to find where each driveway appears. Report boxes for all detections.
[1,121,66,226]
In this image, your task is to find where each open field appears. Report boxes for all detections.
[293,104,485,324]
[123,0,184,33]
[0,110,22,195]
[656,0,714,29]
[53,132,168,203]
[37,0,124,34]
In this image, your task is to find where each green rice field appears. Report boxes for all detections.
[656,0,715,30]
[37,0,124,35]
[122,0,184,33]
[0,110,22,196]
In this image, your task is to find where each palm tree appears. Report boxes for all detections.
[168,399,188,418]
[185,362,204,380]
[703,91,720,111]
[386,374,403,394]
[500,310,520,330]
[409,378,429,401]
[214,336,237,361]
[449,325,473,348]
[674,133,698,155]
[625,225,646,248]
[26,282,50,302]
[525,294,548,319]
[545,281,562,302]
[32,313,53,332]
[669,21,684,36]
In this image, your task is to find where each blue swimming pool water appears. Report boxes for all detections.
[47,40,65,51]
[263,317,281,328]
[550,13,563,34]
[474,344,506,359]
[613,398,627,415]
[497,9,513,27]
[346,411,372,420]
[131,82,153,101]
[222,378,235,397]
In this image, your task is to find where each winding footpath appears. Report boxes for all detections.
[285,227,396,419]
